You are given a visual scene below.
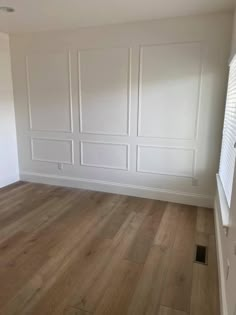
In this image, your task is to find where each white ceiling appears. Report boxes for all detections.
[0,0,234,33]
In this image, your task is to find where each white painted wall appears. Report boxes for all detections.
[0,33,19,188]
[10,13,232,207]
[215,8,236,315]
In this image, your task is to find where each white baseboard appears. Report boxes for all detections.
[214,198,228,315]
[0,174,19,188]
[20,171,213,208]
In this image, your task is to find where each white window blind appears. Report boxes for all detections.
[219,55,236,208]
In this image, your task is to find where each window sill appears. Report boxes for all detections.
[216,174,230,228]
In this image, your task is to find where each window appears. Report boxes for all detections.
[217,55,236,224]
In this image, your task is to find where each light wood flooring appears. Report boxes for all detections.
[0,182,220,315]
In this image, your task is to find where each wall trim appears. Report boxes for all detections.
[20,171,213,208]
[25,51,73,133]
[78,47,131,136]
[80,140,130,171]
[136,144,196,178]
[30,137,75,165]
[214,197,229,315]
[137,41,203,140]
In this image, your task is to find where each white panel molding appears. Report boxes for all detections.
[25,51,73,133]
[136,144,196,178]
[68,52,74,133]
[193,43,204,141]
[192,147,198,180]
[137,41,203,140]
[80,140,130,171]
[20,171,214,208]
[25,56,32,130]
[30,137,74,164]
[78,47,131,136]
[137,45,143,137]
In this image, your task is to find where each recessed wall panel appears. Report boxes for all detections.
[137,145,194,177]
[138,42,202,139]
[31,138,73,164]
[81,141,129,170]
[78,48,130,135]
[26,52,72,132]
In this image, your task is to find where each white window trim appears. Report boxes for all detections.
[216,174,230,228]
[216,54,236,228]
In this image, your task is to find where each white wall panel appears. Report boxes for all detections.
[78,48,130,135]
[137,145,195,177]
[10,14,232,206]
[80,141,129,170]
[31,138,74,164]
[26,52,72,132]
[138,42,202,139]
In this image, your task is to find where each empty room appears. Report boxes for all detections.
[0,0,236,314]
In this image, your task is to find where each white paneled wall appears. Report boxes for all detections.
[79,48,130,135]
[80,141,129,170]
[138,43,201,139]
[10,13,232,206]
[26,52,73,132]
[137,146,195,177]
[31,138,74,164]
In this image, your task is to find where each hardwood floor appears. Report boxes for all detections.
[0,182,220,315]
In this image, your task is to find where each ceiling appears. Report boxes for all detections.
[0,0,234,33]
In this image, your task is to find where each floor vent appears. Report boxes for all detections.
[195,245,208,265]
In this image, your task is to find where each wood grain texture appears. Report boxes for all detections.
[190,208,220,315]
[64,307,90,315]
[158,305,188,315]
[160,205,197,313]
[127,245,170,315]
[0,182,220,315]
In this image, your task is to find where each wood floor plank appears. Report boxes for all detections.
[68,204,149,314]
[0,193,88,310]
[0,192,84,266]
[0,183,34,209]
[153,203,181,249]
[94,260,142,315]
[0,181,28,197]
[0,186,62,228]
[0,181,25,193]
[190,207,219,315]
[0,231,28,256]
[126,200,166,264]
[64,307,90,315]
[196,207,215,235]
[29,237,113,315]
[28,198,149,315]
[0,190,77,245]
[0,184,220,315]
[158,305,188,315]
[127,245,170,315]
[99,196,138,239]
[190,236,220,315]
[160,205,197,313]
[1,194,125,314]
[0,182,53,206]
